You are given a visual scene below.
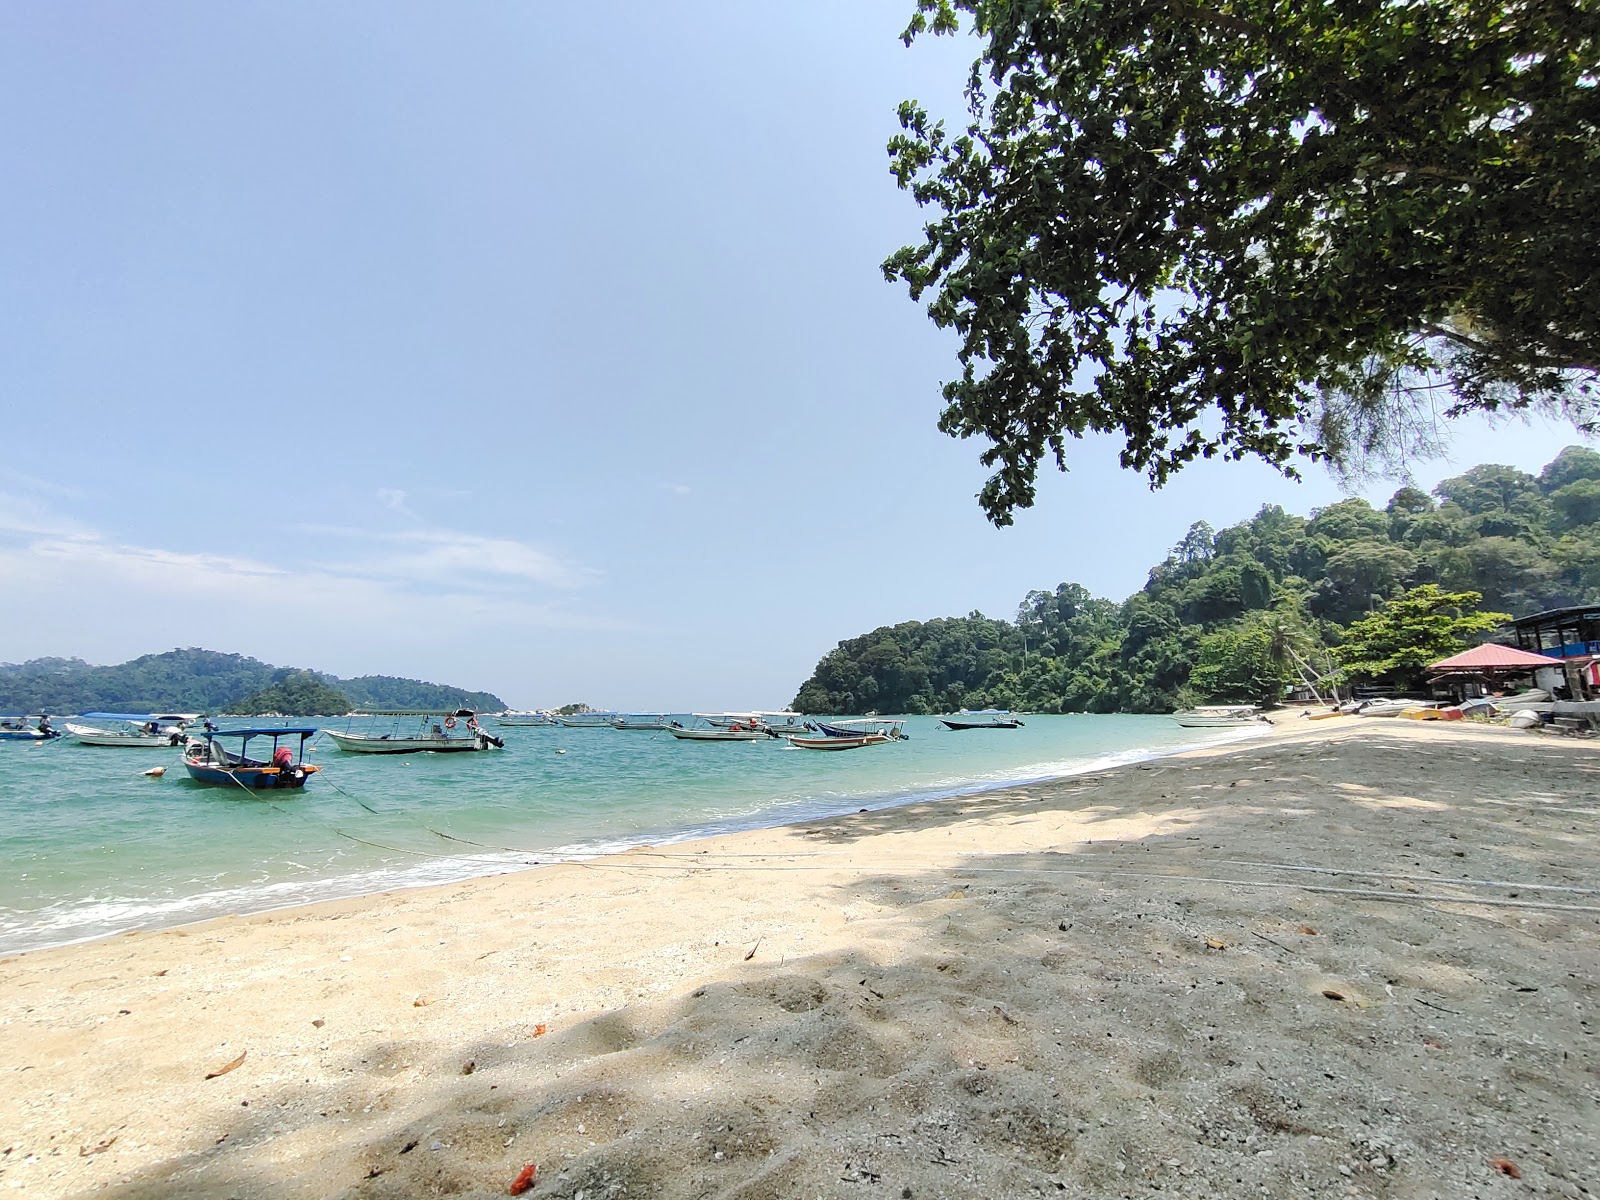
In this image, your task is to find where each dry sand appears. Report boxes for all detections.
[1,720,1596,1200]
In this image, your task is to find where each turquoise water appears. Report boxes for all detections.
[0,715,1262,954]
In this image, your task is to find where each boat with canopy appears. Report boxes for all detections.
[182,727,320,789]
[323,709,506,753]
[667,717,777,741]
[64,712,199,747]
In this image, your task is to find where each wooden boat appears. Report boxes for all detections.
[183,727,320,790]
[789,718,905,750]
[940,709,1025,730]
[0,716,61,741]
[325,709,505,753]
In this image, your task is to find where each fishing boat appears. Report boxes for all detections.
[553,711,619,728]
[611,714,671,730]
[940,708,1026,730]
[494,711,557,727]
[705,711,813,736]
[324,709,506,753]
[1169,705,1266,728]
[64,712,197,747]
[182,727,320,789]
[666,718,776,741]
[789,718,905,750]
[0,715,61,741]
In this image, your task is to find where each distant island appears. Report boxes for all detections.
[793,447,1600,715]
[0,649,506,716]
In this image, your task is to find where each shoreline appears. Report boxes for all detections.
[2,720,1270,959]
[3,719,1595,1199]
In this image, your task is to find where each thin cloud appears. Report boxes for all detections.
[0,535,626,632]
[376,487,418,519]
[0,469,87,500]
[661,483,691,496]
[0,492,98,539]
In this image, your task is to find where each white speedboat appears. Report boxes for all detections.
[1170,705,1266,728]
[494,711,556,727]
[705,711,812,736]
[940,708,1025,730]
[553,711,618,728]
[65,712,197,747]
[666,719,775,741]
[611,714,670,730]
[326,710,505,753]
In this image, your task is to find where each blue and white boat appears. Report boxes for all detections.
[940,709,1025,730]
[182,727,320,789]
[0,715,61,741]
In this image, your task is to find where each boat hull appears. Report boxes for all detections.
[1170,716,1261,728]
[788,734,892,750]
[0,730,58,741]
[65,723,183,748]
[183,763,315,789]
[666,728,773,741]
[325,730,502,753]
[940,719,1024,730]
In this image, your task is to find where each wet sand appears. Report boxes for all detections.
[2,719,1596,1199]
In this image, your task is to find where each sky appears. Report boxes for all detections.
[1,2,1591,711]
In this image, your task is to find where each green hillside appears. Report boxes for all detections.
[0,649,505,715]
[793,448,1600,715]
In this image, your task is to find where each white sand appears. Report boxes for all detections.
[2,720,1596,1199]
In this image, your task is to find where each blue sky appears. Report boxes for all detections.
[1,2,1589,710]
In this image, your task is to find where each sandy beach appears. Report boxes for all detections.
[2,720,1596,1199]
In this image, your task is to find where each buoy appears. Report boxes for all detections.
[143,766,167,777]
[556,748,567,754]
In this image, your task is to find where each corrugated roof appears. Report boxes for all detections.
[1428,643,1565,672]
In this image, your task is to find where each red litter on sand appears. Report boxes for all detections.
[508,1162,537,1194]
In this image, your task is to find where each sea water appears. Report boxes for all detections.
[0,715,1263,954]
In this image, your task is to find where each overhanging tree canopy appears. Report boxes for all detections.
[887,0,1600,524]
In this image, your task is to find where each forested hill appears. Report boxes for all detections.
[792,447,1600,715]
[0,649,505,715]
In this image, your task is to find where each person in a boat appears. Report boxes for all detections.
[38,715,53,736]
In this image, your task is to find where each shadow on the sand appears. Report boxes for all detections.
[89,737,1600,1200]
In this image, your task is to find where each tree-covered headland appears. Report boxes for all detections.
[792,449,1600,714]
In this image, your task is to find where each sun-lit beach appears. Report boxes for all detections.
[3,720,1595,1199]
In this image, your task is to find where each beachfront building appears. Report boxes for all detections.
[1511,605,1600,660]
[1508,604,1600,703]
[1426,642,1568,703]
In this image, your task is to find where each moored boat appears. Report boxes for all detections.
[940,708,1025,730]
[789,718,906,750]
[553,711,619,728]
[65,712,197,747]
[666,718,775,741]
[325,709,505,753]
[494,711,557,727]
[705,711,813,736]
[183,727,320,790]
[611,714,671,730]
